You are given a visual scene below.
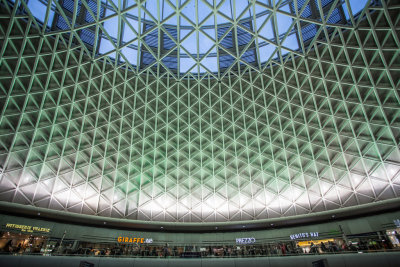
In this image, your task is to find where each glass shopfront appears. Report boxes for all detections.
[0,231,48,254]
[1,211,400,258]
[295,238,341,253]
[386,229,400,248]
[1,230,399,258]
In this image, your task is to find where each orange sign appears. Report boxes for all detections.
[117,237,145,243]
[297,239,334,247]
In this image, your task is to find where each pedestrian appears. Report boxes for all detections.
[163,243,169,258]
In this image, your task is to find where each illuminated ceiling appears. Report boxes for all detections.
[0,0,399,223]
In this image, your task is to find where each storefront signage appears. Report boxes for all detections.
[290,232,319,240]
[236,237,256,244]
[5,223,50,233]
[117,237,153,244]
[298,239,334,247]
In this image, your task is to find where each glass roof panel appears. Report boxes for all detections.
[218,0,232,19]
[200,56,218,72]
[104,8,119,38]
[181,30,197,54]
[99,37,116,59]
[27,0,54,27]
[180,56,197,73]
[257,16,274,40]
[276,4,293,35]
[162,0,176,20]
[145,0,159,20]
[123,18,139,44]
[127,4,140,17]
[343,0,369,19]
[198,0,212,24]
[181,0,196,18]
[198,32,215,54]
[282,33,299,51]
[120,46,138,64]
[234,0,250,19]
[258,44,276,62]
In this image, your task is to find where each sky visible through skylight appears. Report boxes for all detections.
[25,0,369,74]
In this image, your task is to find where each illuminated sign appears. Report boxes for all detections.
[298,239,334,247]
[117,237,153,244]
[236,237,256,244]
[290,232,319,240]
[5,223,50,233]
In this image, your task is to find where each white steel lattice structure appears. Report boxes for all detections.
[0,0,399,223]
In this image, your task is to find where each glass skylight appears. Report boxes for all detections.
[19,0,371,75]
[98,0,304,72]
[27,0,54,27]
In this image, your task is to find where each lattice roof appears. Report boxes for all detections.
[0,0,399,222]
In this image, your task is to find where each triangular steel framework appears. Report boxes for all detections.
[0,0,399,222]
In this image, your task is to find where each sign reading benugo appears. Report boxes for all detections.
[117,237,153,244]
[5,223,50,233]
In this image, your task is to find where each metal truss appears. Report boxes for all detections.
[0,0,399,222]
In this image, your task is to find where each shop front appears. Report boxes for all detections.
[296,239,342,253]
[0,227,50,254]
[0,211,400,258]
[289,231,345,253]
[386,230,400,248]
[386,219,400,248]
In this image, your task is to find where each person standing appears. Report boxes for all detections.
[395,231,400,246]
[163,243,169,258]
[310,242,319,254]
[3,240,12,253]
[320,242,327,253]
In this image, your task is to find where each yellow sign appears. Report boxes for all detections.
[297,238,334,247]
[6,223,51,233]
[118,237,145,243]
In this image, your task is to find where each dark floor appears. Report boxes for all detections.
[0,252,399,267]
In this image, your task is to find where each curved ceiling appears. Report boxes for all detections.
[0,0,399,223]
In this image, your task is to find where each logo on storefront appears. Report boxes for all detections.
[290,232,319,240]
[117,237,153,244]
[236,237,256,244]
